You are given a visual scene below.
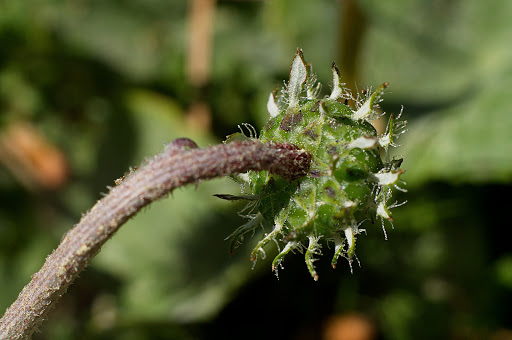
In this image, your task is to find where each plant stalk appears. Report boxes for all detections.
[0,139,311,339]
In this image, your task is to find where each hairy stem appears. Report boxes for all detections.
[0,139,311,339]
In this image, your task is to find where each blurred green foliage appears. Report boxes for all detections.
[1,0,511,339]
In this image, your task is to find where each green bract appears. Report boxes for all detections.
[222,49,406,280]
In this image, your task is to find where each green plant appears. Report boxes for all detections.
[222,49,406,280]
[0,49,405,338]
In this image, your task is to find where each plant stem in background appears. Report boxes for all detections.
[186,0,217,132]
[0,139,311,340]
[337,0,367,96]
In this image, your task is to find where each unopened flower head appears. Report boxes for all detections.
[221,49,407,280]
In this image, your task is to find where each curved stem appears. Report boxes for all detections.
[0,140,310,339]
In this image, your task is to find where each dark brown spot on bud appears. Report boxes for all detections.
[327,146,338,155]
[324,186,336,199]
[309,169,323,178]
[279,110,303,132]
[303,121,319,140]
[303,129,319,141]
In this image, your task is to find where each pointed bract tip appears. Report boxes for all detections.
[288,50,308,107]
[329,62,344,100]
[267,91,279,117]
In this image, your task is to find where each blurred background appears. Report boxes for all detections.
[1,0,511,339]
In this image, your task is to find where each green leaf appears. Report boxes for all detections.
[359,0,512,184]
[403,71,512,185]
